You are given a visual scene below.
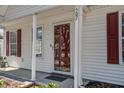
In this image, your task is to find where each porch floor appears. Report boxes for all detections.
[0,67,74,88]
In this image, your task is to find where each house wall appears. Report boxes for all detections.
[4,6,74,73]
[82,5,124,86]
[5,5,124,86]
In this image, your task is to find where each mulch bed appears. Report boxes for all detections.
[85,81,124,88]
[0,76,33,88]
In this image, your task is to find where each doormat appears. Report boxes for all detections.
[45,75,67,82]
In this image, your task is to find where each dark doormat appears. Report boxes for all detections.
[45,75,67,82]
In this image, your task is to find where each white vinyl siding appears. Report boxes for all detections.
[82,6,124,86]
[4,6,74,73]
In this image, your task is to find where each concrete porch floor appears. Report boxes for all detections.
[0,67,74,88]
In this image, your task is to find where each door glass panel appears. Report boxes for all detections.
[54,23,70,72]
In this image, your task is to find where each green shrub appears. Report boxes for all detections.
[0,79,5,87]
[33,83,58,88]
[47,83,58,88]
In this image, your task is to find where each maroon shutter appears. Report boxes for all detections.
[6,31,9,56]
[107,12,119,64]
[17,29,21,57]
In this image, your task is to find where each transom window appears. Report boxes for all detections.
[10,32,17,56]
[36,26,43,57]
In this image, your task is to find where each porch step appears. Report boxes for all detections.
[0,71,33,82]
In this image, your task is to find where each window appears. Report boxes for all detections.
[0,28,4,56]
[36,27,43,57]
[119,12,124,64]
[122,13,124,62]
[10,32,17,56]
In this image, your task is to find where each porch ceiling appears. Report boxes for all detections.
[0,5,8,17]
[0,5,59,23]
[0,5,99,24]
[0,5,8,23]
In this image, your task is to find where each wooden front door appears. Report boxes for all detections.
[54,23,70,72]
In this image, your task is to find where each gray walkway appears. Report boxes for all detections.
[0,67,74,88]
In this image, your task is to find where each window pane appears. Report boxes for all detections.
[10,32,17,56]
[122,39,124,62]
[10,49,16,56]
[36,26,42,57]
[122,13,124,37]
[122,27,124,37]
[11,44,16,50]
[10,32,16,43]
[36,27,42,40]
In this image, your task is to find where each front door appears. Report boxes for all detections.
[54,23,71,73]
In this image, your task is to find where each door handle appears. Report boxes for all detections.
[50,44,54,50]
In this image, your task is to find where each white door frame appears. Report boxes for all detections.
[52,20,74,76]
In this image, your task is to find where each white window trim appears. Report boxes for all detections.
[35,25,44,58]
[9,30,17,56]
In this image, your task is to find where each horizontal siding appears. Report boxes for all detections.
[4,6,74,73]
[82,5,124,86]
[6,23,32,69]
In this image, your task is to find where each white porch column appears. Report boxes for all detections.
[74,5,83,88]
[31,13,37,81]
